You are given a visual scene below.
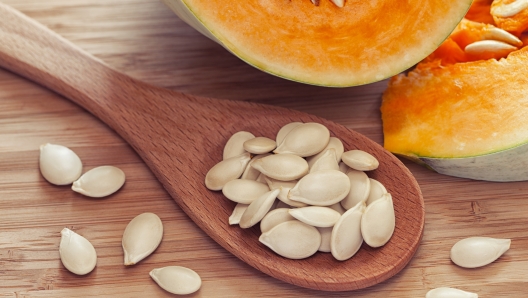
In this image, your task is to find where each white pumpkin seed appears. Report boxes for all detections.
[331,202,365,261]
[341,169,371,210]
[317,227,333,252]
[150,266,201,295]
[264,177,307,207]
[251,153,308,181]
[122,212,163,266]
[306,137,344,167]
[243,137,276,154]
[241,154,271,180]
[491,0,528,17]
[205,152,251,190]
[260,208,294,233]
[484,27,522,47]
[39,143,83,185]
[464,40,517,57]
[274,123,330,157]
[276,122,302,146]
[259,220,321,259]
[366,178,388,205]
[341,150,379,171]
[289,170,351,206]
[309,149,339,173]
[426,287,478,298]
[229,203,249,225]
[239,189,279,228]
[222,179,270,204]
[450,237,511,268]
[72,165,125,198]
[59,228,97,275]
[361,193,395,247]
[223,131,254,160]
[289,206,341,228]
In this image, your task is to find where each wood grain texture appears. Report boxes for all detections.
[0,0,525,297]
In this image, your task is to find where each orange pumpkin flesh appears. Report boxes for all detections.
[176,0,471,86]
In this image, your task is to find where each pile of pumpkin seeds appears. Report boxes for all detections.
[205,122,396,260]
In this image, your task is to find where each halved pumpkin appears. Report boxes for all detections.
[381,0,528,181]
[162,0,471,87]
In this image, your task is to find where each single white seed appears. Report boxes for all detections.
[341,169,371,210]
[491,0,528,17]
[366,178,387,205]
[260,208,294,233]
[264,177,307,207]
[306,137,344,167]
[205,152,251,190]
[122,212,163,266]
[39,143,83,185]
[150,266,201,295]
[450,237,511,268]
[239,189,279,229]
[241,154,271,180]
[289,170,351,206]
[222,179,270,204]
[426,287,478,298]
[361,193,395,247]
[274,122,330,157]
[243,137,276,154]
[59,228,97,275]
[72,165,125,198]
[341,150,379,171]
[251,153,308,181]
[331,202,365,261]
[289,206,341,228]
[229,203,249,225]
[308,149,339,173]
[223,131,254,160]
[276,122,302,146]
[259,220,321,259]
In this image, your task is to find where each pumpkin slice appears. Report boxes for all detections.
[162,0,471,87]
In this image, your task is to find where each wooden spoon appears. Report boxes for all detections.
[0,2,424,291]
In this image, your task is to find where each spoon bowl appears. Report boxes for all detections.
[0,2,424,291]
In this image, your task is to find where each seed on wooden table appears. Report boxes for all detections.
[259,220,321,259]
[366,178,387,205]
[150,266,202,295]
[288,170,351,206]
[222,179,270,204]
[229,203,249,225]
[205,152,251,190]
[341,150,379,171]
[239,189,280,228]
[289,206,341,228]
[39,143,83,185]
[59,228,97,275]
[223,131,254,160]
[251,153,308,181]
[426,287,478,298]
[309,149,339,173]
[122,212,163,266]
[260,208,295,233]
[450,237,511,268]
[361,193,395,247]
[264,177,306,207]
[331,202,365,261]
[243,137,276,154]
[72,165,125,198]
[274,122,330,157]
[341,169,371,210]
[276,122,302,146]
[306,137,344,167]
[241,154,271,180]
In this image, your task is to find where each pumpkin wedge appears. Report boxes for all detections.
[162,0,471,87]
[381,0,528,181]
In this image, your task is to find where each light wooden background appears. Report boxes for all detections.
[1,0,527,297]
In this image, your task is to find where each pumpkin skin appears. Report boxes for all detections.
[162,0,471,87]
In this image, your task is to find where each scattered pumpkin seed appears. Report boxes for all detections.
[229,203,249,225]
[289,206,341,228]
[308,149,339,173]
[341,150,379,171]
[72,165,125,198]
[59,228,97,275]
[306,137,344,167]
[361,193,395,247]
[366,178,388,205]
[341,169,371,210]
[491,0,528,17]
[331,202,365,261]
[264,177,307,207]
[122,212,163,266]
[260,208,294,233]
[274,122,330,157]
[450,237,511,268]
[276,122,302,146]
[223,131,254,160]
[239,189,279,228]
[205,152,251,190]
[259,220,321,259]
[222,179,270,204]
[251,153,308,181]
[241,154,271,180]
[289,170,351,206]
[243,137,277,154]
[39,143,83,185]
[150,266,202,295]
[426,287,478,298]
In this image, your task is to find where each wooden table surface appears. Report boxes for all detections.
[1,1,526,297]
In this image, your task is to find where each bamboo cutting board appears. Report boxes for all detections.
[0,1,527,297]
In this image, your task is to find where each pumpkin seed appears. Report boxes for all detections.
[222,179,270,204]
[264,177,307,207]
[306,137,344,167]
[72,165,125,198]
[150,266,201,295]
[59,228,97,275]
[241,154,271,180]
[484,27,522,47]
[317,227,332,252]
[330,0,345,8]
[259,220,321,259]
[39,143,83,185]
[464,40,517,57]
[260,208,294,233]
[426,287,478,298]
[122,212,163,266]
[276,122,302,146]
[223,131,254,160]
[251,153,308,181]
[491,0,528,17]
[361,193,395,247]
[308,149,339,173]
[243,137,276,154]
[341,169,371,210]
[341,150,379,171]
[289,170,351,206]
[239,189,279,228]
[450,237,511,268]
[331,202,365,261]
[289,206,341,228]
[274,123,330,157]
[229,203,249,225]
[366,178,387,205]
[205,152,251,190]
